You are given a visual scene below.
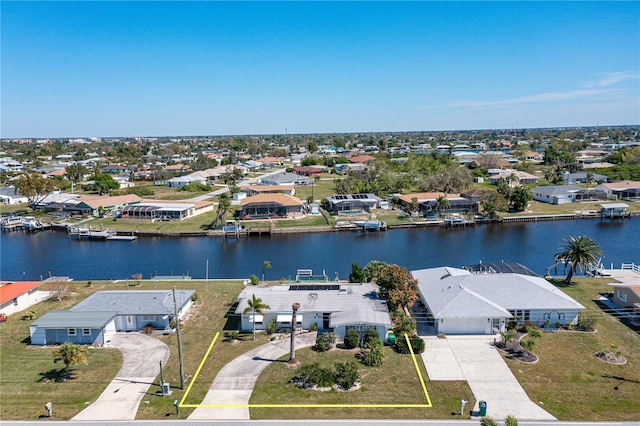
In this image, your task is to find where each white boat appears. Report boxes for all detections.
[68,225,116,240]
[22,217,43,231]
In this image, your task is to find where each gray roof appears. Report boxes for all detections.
[71,290,195,315]
[31,310,116,328]
[532,185,581,197]
[259,172,314,185]
[412,267,584,319]
[236,283,391,327]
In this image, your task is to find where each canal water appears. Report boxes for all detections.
[1,218,637,281]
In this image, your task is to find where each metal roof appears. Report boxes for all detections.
[31,310,116,328]
[70,290,195,315]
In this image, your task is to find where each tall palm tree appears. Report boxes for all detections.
[435,195,450,217]
[262,260,272,284]
[288,302,300,364]
[243,294,270,341]
[555,235,602,284]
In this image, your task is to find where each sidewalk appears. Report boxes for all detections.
[188,332,317,420]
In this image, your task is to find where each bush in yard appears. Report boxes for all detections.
[292,363,334,388]
[394,336,425,354]
[315,332,336,352]
[249,274,259,285]
[343,328,360,349]
[359,339,384,366]
[577,311,597,331]
[265,319,278,335]
[363,328,380,345]
[334,361,360,390]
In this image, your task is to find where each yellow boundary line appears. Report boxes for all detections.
[180,331,432,409]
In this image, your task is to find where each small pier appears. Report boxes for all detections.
[599,203,629,221]
[353,220,387,232]
[106,235,138,241]
[443,214,475,227]
[502,214,576,223]
[68,226,117,240]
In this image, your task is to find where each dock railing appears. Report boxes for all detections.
[621,263,640,273]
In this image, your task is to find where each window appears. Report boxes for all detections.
[68,328,77,336]
[618,289,627,303]
[82,329,91,336]
[13,298,18,306]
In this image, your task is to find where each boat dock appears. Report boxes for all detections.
[68,226,118,240]
[1,216,50,232]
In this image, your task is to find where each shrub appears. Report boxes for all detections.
[343,328,360,349]
[359,339,384,366]
[142,324,155,334]
[504,415,518,426]
[293,363,334,388]
[334,361,360,390]
[315,332,336,352]
[21,309,37,320]
[577,312,597,331]
[364,328,380,345]
[310,322,318,331]
[228,330,239,341]
[394,336,425,354]
[179,182,211,192]
[393,314,417,337]
[249,275,259,285]
[565,321,573,330]
[128,186,154,197]
[265,319,278,335]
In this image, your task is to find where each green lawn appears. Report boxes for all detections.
[294,176,343,202]
[503,277,640,421]
[250,346,475,420]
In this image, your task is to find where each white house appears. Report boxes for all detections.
[0,281,49,318]
[531,185,582,205]
[235,283,392,341]
[411,266,584,335]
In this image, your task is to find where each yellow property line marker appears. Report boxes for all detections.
[180,331,432,409]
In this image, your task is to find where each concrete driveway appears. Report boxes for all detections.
[72,333,170,421]
[421,335,556,421]
[189,332,317,420]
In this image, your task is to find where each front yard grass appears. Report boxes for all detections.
[249,346,475,420]
[503,277,640,421]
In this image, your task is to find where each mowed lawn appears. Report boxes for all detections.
[504,277,640,421]
[249,346,475,420]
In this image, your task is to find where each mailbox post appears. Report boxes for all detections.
[173,400,179,415]
[44,402,52,417]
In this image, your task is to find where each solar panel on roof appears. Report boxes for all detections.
[289,284,340,291]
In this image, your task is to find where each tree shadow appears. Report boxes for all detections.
[603,374,640,384]
[39,368,68,383]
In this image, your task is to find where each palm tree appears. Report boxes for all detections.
[435,195,450,217]
[288,302,300,364]
[211,192,231,228]
[262,260,272,284]
[52,342,88,379]
[555,235,603,284]
[242,294,270,341]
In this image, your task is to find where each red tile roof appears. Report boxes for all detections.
[0,281,44,305]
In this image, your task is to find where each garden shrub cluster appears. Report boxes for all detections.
[394,336,425,354]
[292,361,360,390]
[315,332,336,352]
[343,328,360,349]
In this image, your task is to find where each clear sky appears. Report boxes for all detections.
[2,1,639,138]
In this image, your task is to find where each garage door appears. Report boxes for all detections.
[443,317,487,335]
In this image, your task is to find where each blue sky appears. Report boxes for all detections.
[2,1,638,138]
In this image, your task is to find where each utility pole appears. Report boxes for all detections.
[173,287,185,389]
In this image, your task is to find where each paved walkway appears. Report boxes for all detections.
[188,332,317,420]
[72,333,169,421]
[421,335,556,421]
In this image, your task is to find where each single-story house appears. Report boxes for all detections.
[37,192,82,211]
[334,163,367,174]
[166,175,207,188]
[292,166,325,177]
[235,283,392,341]
[563,171,608,185]
[489,170,539,186]
[240,193,304,219]
[102,165,127,174]
[29,311,117,346]
[258,172,314,186]
[411,266,584,335]
[608,277,640,325]
[325,193,382,214]
[532,185,582,205]
[350,155,376,164]
[70,289,195,332]
[396,192,477,216]
[71,194,142,216]
[119,199,213,221]
[243,185,295,197]
[0,186,28,205]
[0,281,48,317]
[594,180,640,200]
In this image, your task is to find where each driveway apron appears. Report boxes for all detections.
[72,333,169,421]
[188,332,317,420]
[422,335,556,421]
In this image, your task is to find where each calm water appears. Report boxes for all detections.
[1,218,638,281]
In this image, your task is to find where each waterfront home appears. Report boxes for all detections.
[397,192,477,216]
[0,281,48,317]
[594,180,640,200]
[258,172,314,186]
[325,193,382,214]
[72,194,142,216]
[240,193,304,219]
[37,191,82,211]
[29,289,196,345]
[411,266,584,335]
[532,185,582,205]
[235,283,392,341]
[166,174,207,188]
[0,186,28,205]
[608,277,640,326]
[488,170,539,186]
[119,199,213,221]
